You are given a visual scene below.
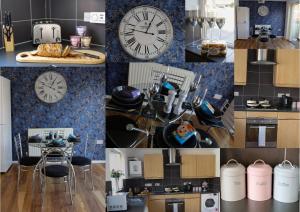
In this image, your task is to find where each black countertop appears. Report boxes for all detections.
[235,106,300,113]
[221,199,299,212]
[185,40,234,63]
[0,42,105,67]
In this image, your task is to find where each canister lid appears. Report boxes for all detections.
[274,160,299,178]
[247,159,272,176]
[221,159,245,177]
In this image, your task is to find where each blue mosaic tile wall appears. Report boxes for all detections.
[239,1,286,36]
[106,62,234,108]
[1,67,106,161]
[106,0,185,63]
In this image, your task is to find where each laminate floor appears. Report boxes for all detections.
[0,164,106,212]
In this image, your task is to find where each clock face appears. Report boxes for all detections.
[119,5,174,60]
[35,72,67,103]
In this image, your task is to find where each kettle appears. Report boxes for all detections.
[279,95,293,108]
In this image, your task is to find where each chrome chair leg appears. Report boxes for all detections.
[17,165,21,191]
[90,165,94,190]
[68,176,73,205]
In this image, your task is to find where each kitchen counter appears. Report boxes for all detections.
[235,106,300,113]
[221,199,299,212]
[185,40,234,63]
[0,42,105,67]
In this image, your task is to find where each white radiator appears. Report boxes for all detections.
[28,128,73,156]
[128,63,195,93]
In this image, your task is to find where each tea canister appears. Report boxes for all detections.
[273,160,299,203]
[247,159,272,201]
[221,159,246,201]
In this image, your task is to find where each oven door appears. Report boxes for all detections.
[246,119,277,148]
[165,199,185,212]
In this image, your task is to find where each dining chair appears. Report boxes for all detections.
[40,148,75,206]
[13,133,41,190]
[71,134,96,190]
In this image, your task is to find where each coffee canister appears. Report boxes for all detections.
[247,159,272,201]
[273,160,299,203]
[221,159,246,201]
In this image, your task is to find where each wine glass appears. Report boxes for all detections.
[188,11,198,46]
[206,17,216,41]
[197,17,205,40]
[216,18,225,40]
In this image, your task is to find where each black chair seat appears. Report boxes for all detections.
[71,156,91,166]
[20,156,41,166]
[42,165,69,178]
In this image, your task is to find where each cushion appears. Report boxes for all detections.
[42,165,69,178]
[71,156,91,166]
[20,156,41,166]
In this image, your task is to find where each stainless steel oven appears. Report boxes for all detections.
[246,118,277,148]
[165,199,184,212]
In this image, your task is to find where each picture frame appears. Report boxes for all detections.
[128,157,143,178]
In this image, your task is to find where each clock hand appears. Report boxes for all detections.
[130,29,154,35]
[51,77,57,87]
[145,12,156,33]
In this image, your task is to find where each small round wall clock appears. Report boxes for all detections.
[35,72,67,103]
[258,6,269,16]
[118,5,174,60]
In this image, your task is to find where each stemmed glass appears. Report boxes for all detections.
[206,17,216,41]
[197,17,205,40]
[188,10,198,46]
[216,18,225,40]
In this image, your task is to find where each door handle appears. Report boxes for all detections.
[249,126,275,129]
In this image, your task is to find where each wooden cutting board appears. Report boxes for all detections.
[16,49,106,64]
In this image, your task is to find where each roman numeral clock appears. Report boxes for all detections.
[119,5,174,60]
[35,72,67,103]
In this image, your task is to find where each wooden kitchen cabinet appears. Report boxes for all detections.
[144,154,164,179]
[234,49,248,85]
[181,155,216,178]
[196,155,216,178]
[148,199,165,212]
[185,198,201,212]
[233,118,246,148]
[273,49,300,88]
[277,113,300,148]
[181,155,197,178]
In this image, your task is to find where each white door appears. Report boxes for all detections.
[0,76,11,125]
[0,124,12,172]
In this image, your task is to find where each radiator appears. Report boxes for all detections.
[128,63,195,93]
[28,128,74,157]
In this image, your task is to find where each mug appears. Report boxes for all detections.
[70,35,81,48]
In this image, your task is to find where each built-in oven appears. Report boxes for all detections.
[246,118,277,148]
[165,199,185,212]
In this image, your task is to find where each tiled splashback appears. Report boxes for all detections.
[1,67,106,161]
[46,0,105,45]
[0,0,105,48]
[106,0,185,63]
[235,49,300,107]
[239,1,286,36]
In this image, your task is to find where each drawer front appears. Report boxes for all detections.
[234,111,247,119]
[246,112,278,118]
[277,112,300,120]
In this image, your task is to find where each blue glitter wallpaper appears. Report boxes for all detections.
[106,62,234,108]
[106,0,185,63]
[1,67,106,161]
[239,1,286,36]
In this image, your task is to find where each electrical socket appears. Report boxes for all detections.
[213,94,222,100]
[96,140,103,145]
[154,183,160,186]
[84,12,91,22]
[145,183,152,187]
[234,92,239,96]
[90,12,105,24]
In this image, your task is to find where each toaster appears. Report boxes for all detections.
[33,21,61,45]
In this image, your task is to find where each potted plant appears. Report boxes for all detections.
[111,169,124,192]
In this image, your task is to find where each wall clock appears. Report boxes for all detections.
[119,5,174,60]
[258,6,269,17]
[35,72,67,103]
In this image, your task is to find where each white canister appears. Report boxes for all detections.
[221,159,246,201]
[247,159,272,201]
[273,160,299,203]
